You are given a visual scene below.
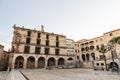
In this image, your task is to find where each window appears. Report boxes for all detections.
[36,39,40,45]
[90,45,94,50]
[77,56,79,59]
[24,46,30,53]
[27,31,31,36]
[56,42,59,47]
[35,47,40,54]
[100,55,105,60]
[75,50,77,53]
[46,34,49,39]
[81,48,85,52]
[96,45,99,50]
[56,36,59,41]
[46,40,49,46]
[101,63,104,66]
[45,48,49,55]
[96,63,99,66]
[109,33,113,36]
[37,33,41,38]
[55,49,59,55]
[26,38,31,44]
[86,47,89,51]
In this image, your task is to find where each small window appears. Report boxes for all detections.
[24,46,30,53]
[46,34,49,39]
[27,31,31,36]
[56,42,59,47]
[77,56,79,59]
[109,33,113,36]
[45,48,49,55]
[37,33,41,38]
[75,50,77,52]
[35,47,40,54]
[96,63,99,66]
[96,45,99,50]
[26,38,31,44]
[101,63,104,66]
[36,39,41,45]
[55,49,59,55]
[46,40,49,46]
[56,36,59,41]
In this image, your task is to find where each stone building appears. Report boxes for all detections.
[10,25,75,69]
[0,44,4,58]
[0,44,9,71]
[78,29,120,69]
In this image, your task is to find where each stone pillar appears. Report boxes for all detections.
[45,58,48,69]
[11,59,15,69]
[23,59,27,69]
[35,58,38,68]
[56,59,58,68]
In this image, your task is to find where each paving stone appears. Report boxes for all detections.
[21,69,120,80]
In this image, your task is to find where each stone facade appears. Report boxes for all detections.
[66,39,74,56]
[0,44,8,71]
[0,44,4,62]
[10,25,75,69]
[77,29,120,69]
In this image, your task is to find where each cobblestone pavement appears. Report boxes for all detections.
[21,69,120,80]
[0,70,26,80]
[0,71,9,80]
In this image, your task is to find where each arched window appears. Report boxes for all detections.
[86,53,90,61]
[82,54,85,61]
[91,53,95,60]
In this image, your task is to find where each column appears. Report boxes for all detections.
[35,59,38,68]
[56,59,58,68]
[44,59,48,69]
[23,59,27,69]
[11,59,15,69]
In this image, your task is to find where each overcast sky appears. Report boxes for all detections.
[1,0,120,50]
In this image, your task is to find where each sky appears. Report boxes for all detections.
[1,0,120,50]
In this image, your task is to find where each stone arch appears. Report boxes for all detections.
[38,57,45,68]
[68,58,73,60]
[91,53,95,60]
[14,56,24,68]
[109,62,119,69]
[58,58,65,65]
[27,56,35,68]
[48,57,56,66]
[82,54,85,61]
[86,53,90,61]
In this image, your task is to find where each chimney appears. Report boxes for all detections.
[13,24,16,28]
[41,25,44,32]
